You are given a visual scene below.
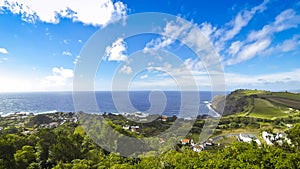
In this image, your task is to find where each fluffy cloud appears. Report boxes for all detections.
[143,17,212,54]
[0,47,8,54]
[105,38,128,62]
[140,74,148,79]
[143,18,191,52]
[0,0,127,26]
[119,65,132,74]
[199,22,216,40]
[62,50,72,56]
[73,55,80,65]
[41,67,74,87]
[142,0,269,66]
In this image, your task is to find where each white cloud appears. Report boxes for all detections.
[228,41,243,56]
[184,58,205,72]
[206,0,269,53]
[62,50,72,56]
[119,65,132,74]
[143,17,192,53]
[199,22,216,40]
[105,38,127,62]
[41,67,73,87]
[247,9,300,42]
[2,57,8,61]
[0,47,8,54]
[73,55,80,65]
[0,0,127,26]
[143,17,213,55]
[143,37,173,53]
[226,8,300,65]
[216,0,268,43]
[140,74,148,79]
[225,69,300,91]
[277,35,300,52]
[0,67,74,92]
[263,35,300,55]
[227,38,271,65]
[130,67,300,91]
[63,39,69,44]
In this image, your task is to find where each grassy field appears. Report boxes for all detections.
[237,90,267,96]
[268,97,300,110]
[249,98,289,119]
[214,136,239,144]
[270,92,300,101]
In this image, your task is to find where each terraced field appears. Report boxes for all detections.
[249,98,289,119]
[212,89,300,118]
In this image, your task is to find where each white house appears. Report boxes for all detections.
[262,131,274,145]
[180,139,190,145]
[192,145,203,152]
[238,134,261,145]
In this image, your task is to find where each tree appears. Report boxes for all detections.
[0,138,16,169]
[286,123,300,150]
[36,128,57,168]
[14,145,36,169]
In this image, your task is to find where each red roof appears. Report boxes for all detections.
[181,139,190,143]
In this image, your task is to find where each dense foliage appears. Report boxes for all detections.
[0,121,299,169]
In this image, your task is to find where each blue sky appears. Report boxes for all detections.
[0,0,299,92]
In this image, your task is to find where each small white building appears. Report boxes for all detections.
[286,124,293,128]
[180,139,190,145]
[161,115,167,122]
[131,126,140,129]
[238,134,261,145]
[262,131,274,145]
[192,145,204,152]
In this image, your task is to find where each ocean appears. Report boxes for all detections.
[0,91,223,117]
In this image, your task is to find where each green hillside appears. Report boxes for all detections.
[212,89,300,119]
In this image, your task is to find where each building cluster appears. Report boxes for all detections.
[122,112,149,122]
[180,138,216,152]
[238,133,261,145]
[237,131,291,146]
[122,125,140,133]
[4,111,34,121]
[0,112,78,134]
[262,131,291,146]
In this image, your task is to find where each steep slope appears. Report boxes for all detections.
[212,89,300,118]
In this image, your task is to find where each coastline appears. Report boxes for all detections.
[206,102,221,117]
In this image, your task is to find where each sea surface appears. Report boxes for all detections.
[0,91,224,117]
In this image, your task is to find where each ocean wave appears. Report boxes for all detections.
[35,110,58,115]
[205,102,220,117]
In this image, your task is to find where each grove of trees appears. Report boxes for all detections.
[0,121,299,169]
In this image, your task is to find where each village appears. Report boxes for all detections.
[0,111,294,153]
[0,111,78,135]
